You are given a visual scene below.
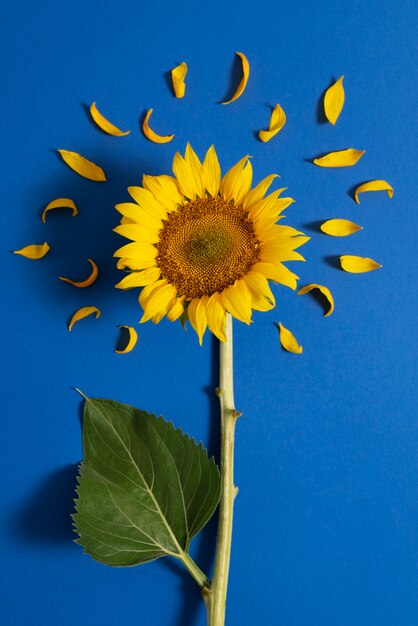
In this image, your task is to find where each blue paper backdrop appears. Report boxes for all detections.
[1,1,417,624]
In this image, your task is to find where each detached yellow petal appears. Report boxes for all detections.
[90,102,130,136]
[59,258,98,288]
[320,219,363,236]
[58,150,106,181]
[278,323,303,354]
[68,306,101,331]
[171,62,188,98]
[142,109,174,144]
[313,149,365,168]
[14,242,50,259]
[42,198,78,223]
[354,180,394,204]
[340,255,382,273]
[258,104,286,142]
[324,76,345,125]
[222,52,250,105]
[115,326,138,354]
[298,284,334,316]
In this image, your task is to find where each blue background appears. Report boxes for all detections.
[1,1,417,624]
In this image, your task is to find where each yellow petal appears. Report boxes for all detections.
[58,150,106,181]
[59,258,99,288]
[90,102,130,136]
[68,306,101,331]
[340,255,382,273]
[172,151,201,199]
[258,104,286,142]
[222,52,250,105]
[242,174,279,210]
[184,143,204,196]
[115,326,138,354]
[324,76,345,125]
[41,198,78,223]
[243,271,275,311]
[202,145,221,196]
[115,267,161,289]
[188,297,208,345]
[139,279,167,308]
[252,261,299,290]
[116,257,156,271]
[127,187,167,220]
[167,297,185,322]
[171,62,188,98]
[313,149,365,168]
[114,242,157,261]
[142,175,182,212]
[221,279,252,324]
[142,109,174,144]
[206,293,227,342]
[354,180,394,204]
[113,224,160,244]
[140,283,177,323]
[278,323,303,354]
[220,156,252,204]
[298,284,334,316]
[14,242,50,259]
[320,219,363,236]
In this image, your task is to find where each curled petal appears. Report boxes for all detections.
[278,322,303,354]
[58,150,106,181]
[222,52,250,105]
[258,104,286,142]
[115,326,138,354]
[324,76,345,125]
[59,258,99,288]
[354,180,394,204]
[313,149,365,168]
[90,102,130,136]
[171,62,188,98]
[42,198,78,223]
[340,255,382,273]
[14,242,50,259]
[142,109,174,144]
[320,219,363,236]
[68,306,101,331]
[298,284,334,316]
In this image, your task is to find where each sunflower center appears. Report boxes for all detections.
[156,196,260,299]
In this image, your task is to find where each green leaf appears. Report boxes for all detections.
[73,397,220,567]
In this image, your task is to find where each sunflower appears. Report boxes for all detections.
[114,144,309,343]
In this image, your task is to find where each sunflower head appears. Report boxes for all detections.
[114,144,309,343]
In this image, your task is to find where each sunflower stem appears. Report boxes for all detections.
[204,314,239,626]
